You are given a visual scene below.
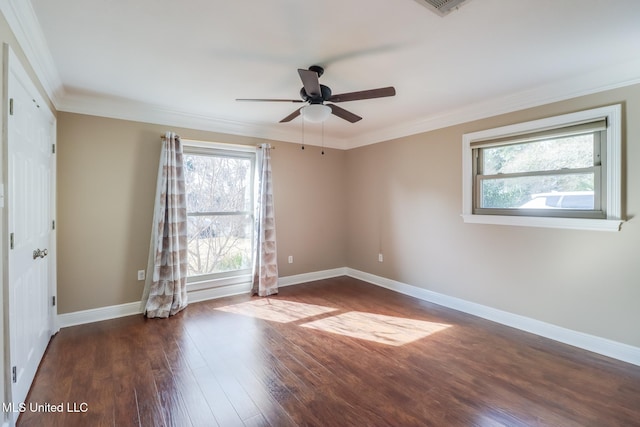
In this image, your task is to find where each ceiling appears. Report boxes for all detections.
[6,0,640,148]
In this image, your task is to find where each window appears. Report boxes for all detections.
[183,141,256,288]
[462,105,623,231]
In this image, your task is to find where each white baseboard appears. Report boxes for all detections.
[55,268,347,328]
[55,267,640,366]
[346,268,640,367]
[57,301,142,328]
[187,282,252,304]
[278,267,348,287]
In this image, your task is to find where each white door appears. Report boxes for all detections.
[5,47,56,415]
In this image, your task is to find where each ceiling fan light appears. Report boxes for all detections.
[301,104,331,122]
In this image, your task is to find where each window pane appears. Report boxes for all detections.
[185,154,253,213]
[480,173,594,209]
[482,134,594,175]
[187,214,253,276]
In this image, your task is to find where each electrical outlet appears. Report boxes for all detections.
[288,255,294,264]
[137,270,145,281]
[378,253,384,262]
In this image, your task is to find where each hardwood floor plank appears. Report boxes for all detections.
[242,413,270,427]
[185,312,265,425]
[191,365,243,426]
[132,359,167,426]
[217,356,303,427]
[111,332,142,427]
[112,373,140,427]
[162,330,221,427]
[18,277,640,427]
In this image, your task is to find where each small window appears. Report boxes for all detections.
[474,120,605,218]
[183,141,256,287]
[462,105,623,231]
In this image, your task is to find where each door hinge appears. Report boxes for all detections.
[10,233,14,249]
[52,296,56,307]
[52,220,56,230]
[52,144,56,154]
[12,366,16,383]
[9,98,13,115]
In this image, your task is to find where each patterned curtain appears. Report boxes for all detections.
[140,132,188,318]
[252,143,279,296]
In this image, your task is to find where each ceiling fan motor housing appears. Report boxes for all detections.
[300,84,332,104]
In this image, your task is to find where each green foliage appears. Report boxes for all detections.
[217,252,249,272]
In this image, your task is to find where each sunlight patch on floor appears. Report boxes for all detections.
[301,311,451,346]
[215,298,338,323]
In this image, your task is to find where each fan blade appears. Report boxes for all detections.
[298,69,322,98]
[328,104,362,123]
[328,86,396,103]
[236,98,303,103]
[279,107,302,123]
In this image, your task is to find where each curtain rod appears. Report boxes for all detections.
[160,135,274,149]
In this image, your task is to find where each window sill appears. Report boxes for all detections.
[187,273,252,291]
[461,214,623,232]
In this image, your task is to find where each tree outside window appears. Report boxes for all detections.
[184,151,255,281]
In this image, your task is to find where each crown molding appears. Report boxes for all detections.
[344,57,640,149]
[57,91,349,149]
[0,0,65,106]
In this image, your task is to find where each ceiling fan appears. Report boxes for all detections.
[236,65,396,123]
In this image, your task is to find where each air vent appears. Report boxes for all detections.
[414,0,471,16]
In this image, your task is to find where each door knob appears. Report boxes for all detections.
[32,248,48,259]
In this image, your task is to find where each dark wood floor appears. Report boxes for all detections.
[17,277,640,427]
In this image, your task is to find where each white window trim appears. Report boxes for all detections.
[182,138,256,153]
[182,139,257,289]
[461,105,623,232]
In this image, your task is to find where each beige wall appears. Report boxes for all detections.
[57,85,640,350]
[57,112,347,313]
[346,84,640,348]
